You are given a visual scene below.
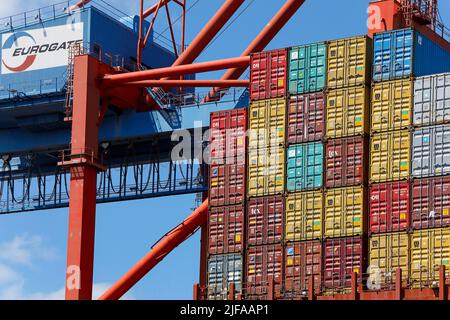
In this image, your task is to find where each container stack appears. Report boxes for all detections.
[368,28,450,290]
[284,42,327,297]
[246,49,288,299]
[321,36,372,293]
[410,71,450,288]
[207,108,248,300]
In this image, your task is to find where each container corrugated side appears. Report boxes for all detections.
[325,136,368,188]
[248,98,286,151]
[371,79,413,133]
[250,49,288,101]
[324,186,367,238]
[410,228,450,288]
[412,124,450,178]
[370,130,411,183]
[208,205,245,255]
[373,28,450,82]
[247,196,284,246]
[369,181,410,234]
[286,142,324,192]
[285,191,323,242]
[369,232,409,287]
[414,72,450,127]
[411,176,450,229]
[326,86,370,138]
[210,109,247,161]
[248,146,285,198]
[209,161,246,207]
[287,93,325,144]
[323,236,366,291]
[327,35,372,89]
[207,254,242,300]
[246,244,284,300]
[288,42,327,95]
[284,241,322,296]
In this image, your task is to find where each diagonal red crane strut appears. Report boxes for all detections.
[99,200,209,300]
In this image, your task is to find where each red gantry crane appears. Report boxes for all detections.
[61,0,450,301]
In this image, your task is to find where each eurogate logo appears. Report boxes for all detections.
[2,31,37,72]
[1,23,84,75]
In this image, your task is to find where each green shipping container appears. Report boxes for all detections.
[287,142,324,192]
[289,42,327,95]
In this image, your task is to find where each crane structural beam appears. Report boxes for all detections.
[102,56,250,86]
[162,0,245,73]
[99,200,209,300]
[205,0,306,102]
[68,0,92,11]
[121,79,249,88]
[143,0,174,18]
[64,55,102,300]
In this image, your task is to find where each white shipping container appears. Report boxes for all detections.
[414,73,450,127]
[412,124,450,178]
[207,254,242,300]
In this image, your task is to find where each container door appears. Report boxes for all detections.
[326,139,344,188]
[285,195,303,242]
[433,177,450,228]
[346,86,367,136]
[304,191,323,240]
[305,142,323,189]
[373,32,392,82]
[325,189,344,237]
[287,95,306,144]
[370,183,389,233]
[372,82,391,132]
[435,74,450,123]
[346,137,364,186]
[370,133,390,182]
[390,130,410,180]
[250,52,267,100]
[393,29,413,80]
[433,125,450,176]
[344,187,364,237]
[390,181,410,232]
[412,127,433,178]
[414,76,433,126]
[288,46,306,94]
[306,93,325,142]
[391,80,412,130]
[287,145,304,192]
[309,43,327,92]
[326,89,345,138]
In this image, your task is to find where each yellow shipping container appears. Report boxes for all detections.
[326,85,370,138]
[410,228,450,288]
[285,191,323,242]
[369,232,409,287]
[324,186,367,238]
[327,35,372,89]
[372,79,413,133]
[249,98,286,150]
[247,146,285,198]
[370,130,410,183]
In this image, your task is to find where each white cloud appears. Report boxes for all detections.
[0,234,57,266]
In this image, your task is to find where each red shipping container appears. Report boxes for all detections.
[208,205,245,255]
[247,196,284,246]
[411,176,450,229]
[369,181,410,233]
[284,241,322,296]
[287,93,325,144]
[210,109,247,161]
[209,161,246,207]
[209,109,247,207]
[250,49,287,101]
[325,136,368,188]
[323,237,366,290]
[246,244,283,299]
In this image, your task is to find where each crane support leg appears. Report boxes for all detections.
[206,0,306,101]
[99,200,209,300]
[64,55,102,300]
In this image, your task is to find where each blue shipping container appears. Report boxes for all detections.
[287,142,324,192]
[373,28,450,82]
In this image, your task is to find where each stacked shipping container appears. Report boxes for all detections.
[207,109,247,300]
[368,28,450,291]
[283,42,326,297]
[322,35,372,293]
[246,49,288,299]
[206,27,450,300]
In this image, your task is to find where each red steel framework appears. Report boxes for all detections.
[61,0,450,300]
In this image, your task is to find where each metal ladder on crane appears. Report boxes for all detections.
[64,43,83,122]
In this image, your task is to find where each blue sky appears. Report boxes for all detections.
[0,0,449,300]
